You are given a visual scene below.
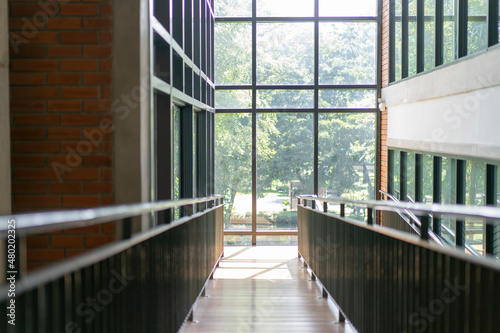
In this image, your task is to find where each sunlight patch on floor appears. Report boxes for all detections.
[213,246,297,280]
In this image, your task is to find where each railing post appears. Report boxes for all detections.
[297,197,301,206]
[323,202,328,213]
[340,204,345,218]
[123,217,132,239]
[367,208,373,225]
[420,215,429,241]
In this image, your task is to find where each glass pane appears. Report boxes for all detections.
[215,113,253,231]
[392,151,400,199]
[395,0,402,80]
[319,0,377,17]
[441,157,456,244]
[319,89,377,108]
[406,152,416,201]
[424,0,435,71]
[257,23,314,85]
[256,235,298,246]
[319,113,376,202]
[443,0,458,64]
[224,235,252,246]
[215,23,252,85]
[215,0,252,17]
[319,22,377,85]
[468,0,488,55]
[442,157,456,205]
[422,154,433,203]
[257,113,314,231]
[466,161,485,256]
[496,166,500,258]
[215,90,252,109]
[408,0,417,76]
[498,166,500,206]
[258,0,314,17]
[173,106,181,219]
[257,90,314,109]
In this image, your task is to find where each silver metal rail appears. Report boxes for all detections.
[0,195,223,238]
[379,190,444,246]
[298,195,500,223]
[380,191,482,257]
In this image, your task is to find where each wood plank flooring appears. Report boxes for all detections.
[180,246,356,333]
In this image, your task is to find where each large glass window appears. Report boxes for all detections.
[215,113,252,231]
[256,90,314,109]
[257,113,314,231]
[319,22,377,85]
[258,0,314,17]
[391,0,499,81]
[215,0,378,244]
[215,90,252,109]
[319,0,377,17]
[257,23,314,85]
[215,0,252,17]
[319,90,377,109]
[215,23,252,85]
[319,113,376,201]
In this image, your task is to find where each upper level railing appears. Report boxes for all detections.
[298,194,500,257]
[0,195,224,333]
[379,190,483,257]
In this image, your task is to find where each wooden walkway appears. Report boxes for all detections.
[180,246,356,333]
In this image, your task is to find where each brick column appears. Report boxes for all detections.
[8,0,115,271]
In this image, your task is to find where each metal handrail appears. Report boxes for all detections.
[379,191,444,246]
[298,195,500,223]
[380,191,482,256]
[380,191,422,234]
[0,195,223,238]
[300,193,492,257]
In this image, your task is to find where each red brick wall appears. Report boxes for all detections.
[380,0,389,197]
[8,0,115,271]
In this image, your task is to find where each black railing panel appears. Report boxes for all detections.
[298,205,500,333]
[0,205,223,333]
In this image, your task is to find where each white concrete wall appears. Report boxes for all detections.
[383,46,500,160]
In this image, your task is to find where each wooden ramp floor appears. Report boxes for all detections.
[180,246,356,333]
